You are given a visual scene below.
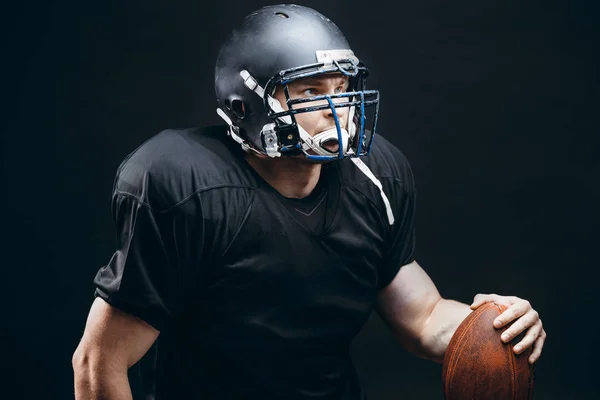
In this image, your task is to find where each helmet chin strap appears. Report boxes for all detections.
[216,107,262,155]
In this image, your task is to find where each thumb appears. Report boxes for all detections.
[470,294,487,309]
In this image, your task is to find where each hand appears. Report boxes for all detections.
[470,293,546,364]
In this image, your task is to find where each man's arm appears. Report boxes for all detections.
[72,297,160,399]
[375,261,472,364]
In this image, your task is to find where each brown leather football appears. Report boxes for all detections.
[442,302,535,400]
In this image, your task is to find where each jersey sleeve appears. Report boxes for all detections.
[377,158,417,290]
[93,193,201,331]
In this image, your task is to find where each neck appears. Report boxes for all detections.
[246,154,322,198]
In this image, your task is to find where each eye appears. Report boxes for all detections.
[303,88,317,96]
[334,86,344,94]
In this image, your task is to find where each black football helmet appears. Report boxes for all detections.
[214,4,380,161]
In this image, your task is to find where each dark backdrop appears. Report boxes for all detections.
[2,0,598,399]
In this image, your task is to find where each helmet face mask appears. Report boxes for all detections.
[265,58,379,160]
[215,4,380,161]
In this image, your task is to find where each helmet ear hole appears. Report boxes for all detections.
[231,99,246,120]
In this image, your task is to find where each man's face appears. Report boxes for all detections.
[273,73,350,153]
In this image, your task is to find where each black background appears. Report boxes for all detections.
[2,0,598,399]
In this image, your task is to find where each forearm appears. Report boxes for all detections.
[73,356,133,400]
[415,298,473,364]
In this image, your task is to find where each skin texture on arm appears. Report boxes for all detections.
[376,261,473,364]
[72,297,160,399]
[377,261,547,365]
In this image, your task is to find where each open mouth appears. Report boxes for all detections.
[321,139,340,152]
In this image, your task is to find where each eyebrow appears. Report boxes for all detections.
[294,76,349,87]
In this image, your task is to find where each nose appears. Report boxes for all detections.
[324,97,348,123]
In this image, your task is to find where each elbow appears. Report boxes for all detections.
[72,345,129,397]
[72,344,118,381]
[72,345,96,384]
[72,345,86,374]
[72,343,129,374]
[72,343,100,372]
[72,345,94,395]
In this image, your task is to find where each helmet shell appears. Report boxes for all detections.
[215,4,353,150]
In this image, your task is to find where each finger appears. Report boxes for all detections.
[470,293,488,309]
[528,330,547,364]
[513,322,543,353]
[493,300,531,329]
[471,294,520,310]
[470,293,500,309]
[499,308,539,342]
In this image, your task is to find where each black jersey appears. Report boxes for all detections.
[93,125,416,400]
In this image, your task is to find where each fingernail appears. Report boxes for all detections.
[514,345,522,352]
[494,320,501,327]
[501,333,509,341]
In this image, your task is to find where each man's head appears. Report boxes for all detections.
[273,73,350,155]
[215,4,379,161]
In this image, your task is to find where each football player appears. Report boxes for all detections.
[73,4,546,399]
